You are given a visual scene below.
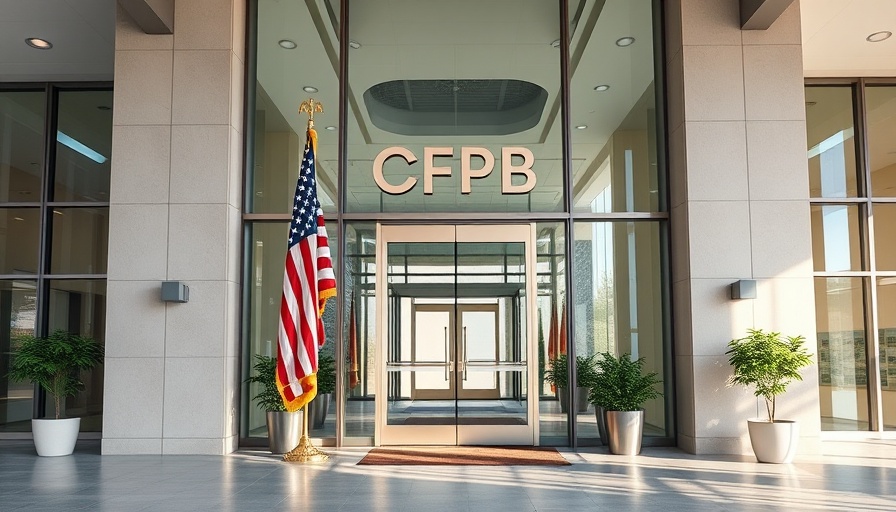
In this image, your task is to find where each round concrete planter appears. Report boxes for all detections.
[605,410,644,455]
[747,419,799,463]
[32,417,80,457]
[266,411,302,454]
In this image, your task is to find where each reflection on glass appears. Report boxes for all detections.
[806,86,859,198]
[244,222,339,439]
[0,280,37,432]
[251,1,338,213]
[573,221,666,443]
[54,90,112,202]
[0,91,45,202]
[347,1,562,213]
[0,208,40,275]
[866,86,896,198]
[874,204,896,270]
[50,208,109,274]
[810,204,863,272]
[876,277,896,430]
[815,277,870,431]
[536,222,567,445]
[344,223,377,438]
[44,280,106,430]
[571,0,660,213]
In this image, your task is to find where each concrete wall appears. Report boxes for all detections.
[102,0,246,455]
[666,0,821,454]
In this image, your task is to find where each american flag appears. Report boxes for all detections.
[276,127,336,413]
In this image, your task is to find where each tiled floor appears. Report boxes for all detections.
[1,440,895,511]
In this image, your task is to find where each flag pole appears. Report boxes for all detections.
[283,97,329,464]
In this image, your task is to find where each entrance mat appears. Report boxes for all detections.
[357,446,570,466]
[403,417,527,426]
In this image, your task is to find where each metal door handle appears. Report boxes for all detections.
[463,326,468,381]
[444,326,449,381]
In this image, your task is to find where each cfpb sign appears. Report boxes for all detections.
[372,146,537,195]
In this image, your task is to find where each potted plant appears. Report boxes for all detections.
[245,355,301,454]
[309,353,336,429]
[726,328,812,463]
[589,352,662,455]
[7,329,103,457]
[545,354,598,413]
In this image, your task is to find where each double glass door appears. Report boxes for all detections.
[376,225,537,445]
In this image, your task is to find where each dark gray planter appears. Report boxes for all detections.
[308,393,331,429]
[595,406,608,446]
[557,387,591,414]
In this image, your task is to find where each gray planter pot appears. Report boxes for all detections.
[308,393,332,429]
[556,387,591,414]
[266,411,302,454]
[595,406,609,446]
[605,409,644,455]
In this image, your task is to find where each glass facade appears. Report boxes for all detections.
[246,0,669,447]
[807,82,896,432]
[0,86,111,433]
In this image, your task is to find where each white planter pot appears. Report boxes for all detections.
[32,417,80,457]
[747,419,799,463]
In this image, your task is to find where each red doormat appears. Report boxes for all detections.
[357,446,570,466]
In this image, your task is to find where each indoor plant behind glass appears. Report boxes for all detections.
[726,328,812,463]
[309,354,336,429]
[545,354,598,413]
[589,352,662,455]
[246,355,301,454]
[8,329,103,457]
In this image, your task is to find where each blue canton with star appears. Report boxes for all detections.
[288,136,320,249]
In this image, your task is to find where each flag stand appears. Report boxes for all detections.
[282,97,330,464]
[283,403,329,463]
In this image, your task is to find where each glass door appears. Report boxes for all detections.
[376,224,537,445]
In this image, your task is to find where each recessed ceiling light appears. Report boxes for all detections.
[866,31,892,43]
[278,39,297,49]
[53,210,63,216]
[593,84,610,92]
[550,39,561,48]
[25,37,52,49]
[325,126,337,131]
[303,86,318,93]
[349,40,361,49]
[615,36,635,47]
[13,217,24,221]
[575,125,588,130]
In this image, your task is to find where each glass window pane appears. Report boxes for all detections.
[806,86,859,198]
[571,0,660,213]
[0,91,45,202]
[346,2,562,213]
[874,204,896,271]
[536,222,567,445]
[866,86,896,198]
[876,277,896,431]
[50,207,108,274]
[0,208,40,275]
[44,280,106,430]
[344,222,376,439]
[53,90,113,202]
[0,280,38,432]
[244,221,339,440]
[251,2,338,214]
[815,277,870,431]
[810,204,863,272]
[573,221,667,443]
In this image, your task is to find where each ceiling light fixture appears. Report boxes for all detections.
[25,37,52,49]
[53,210,63,216]
[593,84,610,92]
[575,125,588,130]
[303,86,319,93]
[278,39,297,49]
[325,126,337,131]
[615,36,635,47]
[349,40,361,49]
[866,31,892,43]
[57,131,107,164]
[13,217,24,221]
[550,39,561,48]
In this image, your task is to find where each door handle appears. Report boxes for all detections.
[463,326,468,381]
[444,326,449,381]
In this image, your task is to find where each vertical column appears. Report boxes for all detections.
[666,0,820,455]
[103,0,246,455]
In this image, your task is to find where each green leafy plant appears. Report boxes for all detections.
[8,330,104,419]
[726,328,812,423]
[544,354,599,389]
[245,355,286,412]
[589,352,662,411]
[317,354,336,395]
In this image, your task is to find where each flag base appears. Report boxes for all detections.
[282,435,329,463]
